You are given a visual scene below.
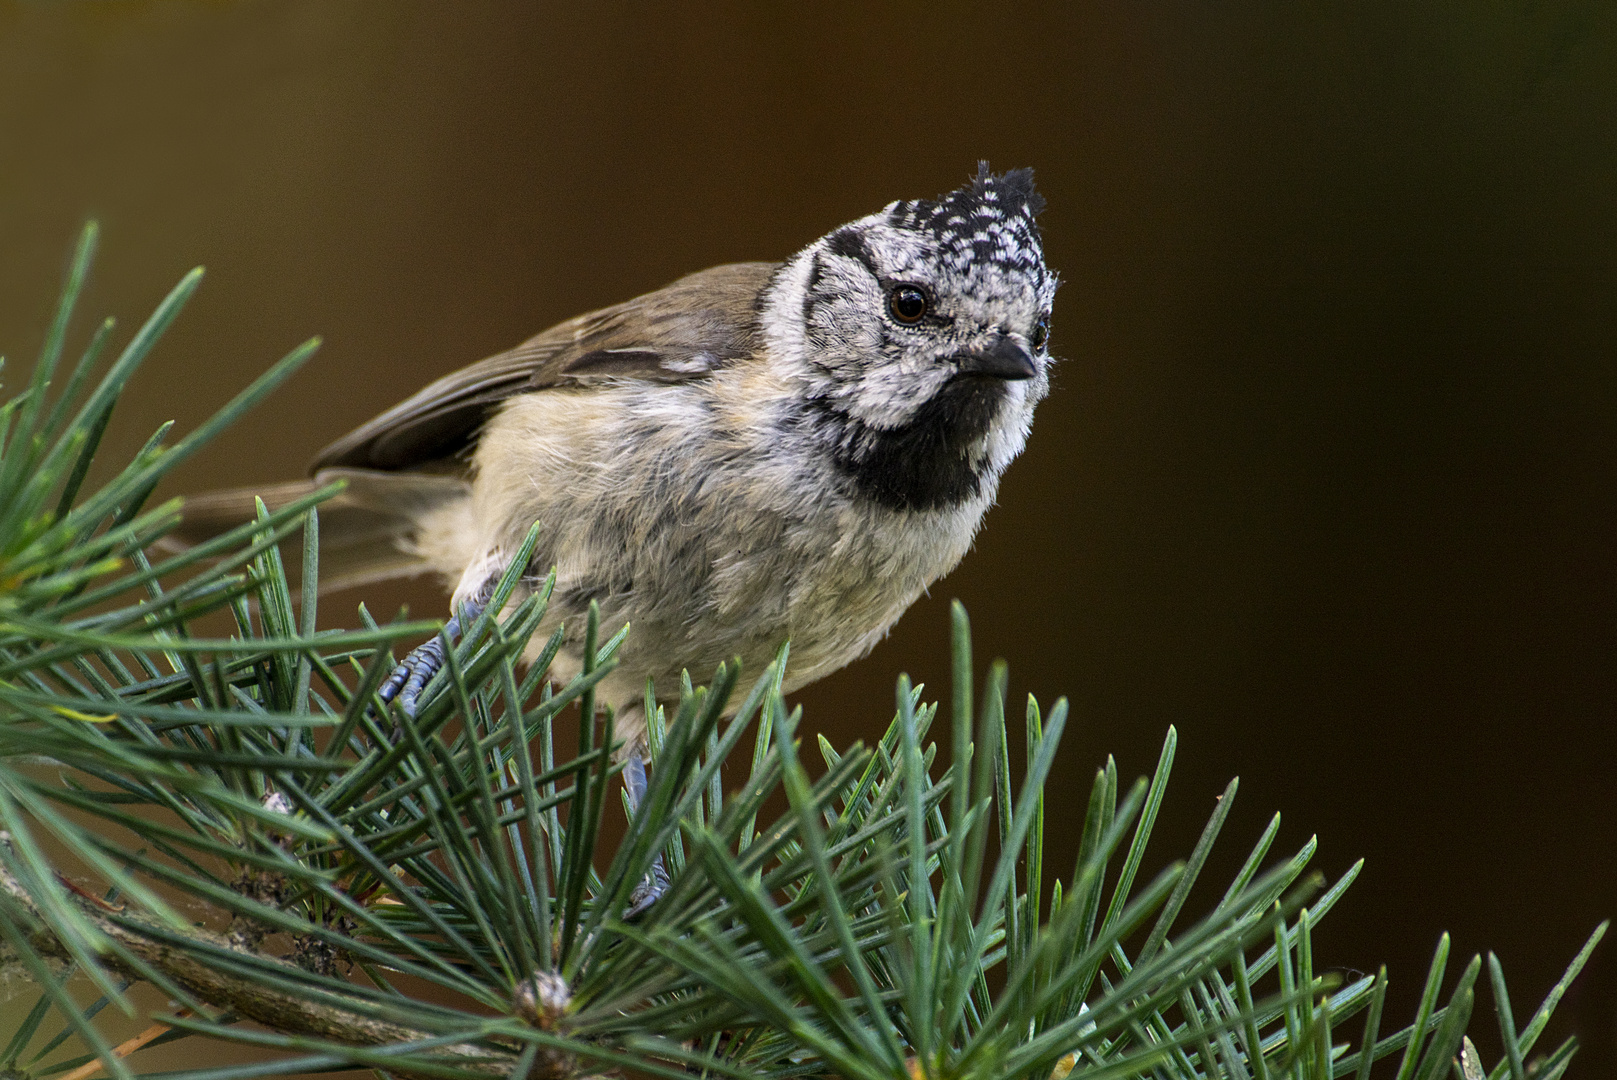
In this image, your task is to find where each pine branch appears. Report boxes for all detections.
[0,862,522,1080]
[0,225,1603,1080]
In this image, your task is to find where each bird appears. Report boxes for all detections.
[174,163,1058,906]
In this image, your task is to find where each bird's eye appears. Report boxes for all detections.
[1030,315,1051,352]
[888,285,928,324]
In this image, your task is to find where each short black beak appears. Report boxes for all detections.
[953,337,1038,381]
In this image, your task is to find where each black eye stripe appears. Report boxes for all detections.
[801,251,826,327]
[827,228,879,278]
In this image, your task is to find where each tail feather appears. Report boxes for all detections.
[162,468,470,595]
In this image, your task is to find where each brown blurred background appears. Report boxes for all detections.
[1,1,1613,1073]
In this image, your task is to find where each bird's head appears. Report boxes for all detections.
[763,164,1058,511]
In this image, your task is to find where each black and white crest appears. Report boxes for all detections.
[885,163,1050,286]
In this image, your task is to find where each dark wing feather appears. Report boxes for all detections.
[312,261,779,473]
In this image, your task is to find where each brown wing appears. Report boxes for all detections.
[312,261,779,473]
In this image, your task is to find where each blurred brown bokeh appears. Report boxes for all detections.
[1,1,1613,1072]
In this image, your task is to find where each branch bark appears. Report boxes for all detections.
[0,865,583,1080]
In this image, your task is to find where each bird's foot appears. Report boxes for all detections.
[622,746,671,918]
[625,855,670,920]
[377,594,484,716]
[377,632,452,717]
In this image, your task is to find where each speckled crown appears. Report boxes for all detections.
[886,163,1048,282]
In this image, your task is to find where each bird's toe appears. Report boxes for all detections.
[377,637,448,717]
[624,854,671,920]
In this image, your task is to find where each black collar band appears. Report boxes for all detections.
[806,377,1008,513]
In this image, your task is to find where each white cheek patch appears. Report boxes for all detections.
[849,363,953,428]
[816,266,884,356]
[980,380,1039,472]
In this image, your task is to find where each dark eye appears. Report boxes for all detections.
[888,285,928,324]
[1030,315,1051,352]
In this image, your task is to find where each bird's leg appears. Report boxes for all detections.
[623,744,671,919]
[378,570,501,716]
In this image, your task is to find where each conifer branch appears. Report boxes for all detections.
[0,864,523,1080]
[0,225,1602,1080]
